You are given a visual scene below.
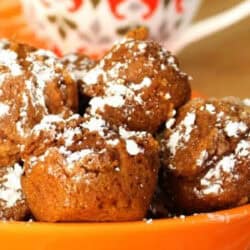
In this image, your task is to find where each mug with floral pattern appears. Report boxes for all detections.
[21,0,250,57]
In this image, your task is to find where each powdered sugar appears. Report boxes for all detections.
[16,93,29,137]
[130,77,152,91]
[205,104,216,114]
[81,116,107,137]
[165,93,171,100]
[0,164,23,208]
[125,139,144,156]
[0,103,9,117]
[63,127,82,147]
[235,140,250,157]
[33,115,63,134]
[83,67,104,85]
[119,127,146,155]
[224,121,247,137]
[167,112,196,155]
[199,155,236,195]
[65,149,93,169]
[243,98,250,106]
[165,118,176,129]
[0,49,22,76]
[196,150,208,167]
[199,138,249,195]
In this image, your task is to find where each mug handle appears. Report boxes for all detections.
[173,0,250,52]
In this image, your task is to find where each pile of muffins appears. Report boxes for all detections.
[0,29,249,222]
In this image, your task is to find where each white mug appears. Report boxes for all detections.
[21,0,250,57]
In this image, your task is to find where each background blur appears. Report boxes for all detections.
[0,0,249,98]
[179,0,250,98]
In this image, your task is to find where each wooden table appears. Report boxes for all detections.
[179,0,250,98]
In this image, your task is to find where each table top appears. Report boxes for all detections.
[179,0,250,99]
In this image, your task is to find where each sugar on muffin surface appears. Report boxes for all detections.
[0,164,29,220]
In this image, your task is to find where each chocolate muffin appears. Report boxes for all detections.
[160,98,250,213]
[22,114,159,222]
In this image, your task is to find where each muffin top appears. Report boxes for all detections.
[23,113,158,176]
[161,97,250,180]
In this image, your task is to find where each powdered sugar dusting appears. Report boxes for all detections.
[125,139,144,156]
[235,140,250,157]
[0,103,9,117]
[62,54,94,81]
[16,93,29,137]
[224,121,247,137]
[0,164,23,208]
[0,49,22,76]
[199,139,250,195]
[205,104,216,114]
[33,114,63,134]
[165,118,176,129]
[196,150,208,167]
[130,77,152,91]
[81,116,107,137]
[119,127,146,156]
[167,112,196,155]
[243,99,250,107]
[65,149,93,169]
[83,67,104,85]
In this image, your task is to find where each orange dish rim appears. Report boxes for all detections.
[1,203,249,230]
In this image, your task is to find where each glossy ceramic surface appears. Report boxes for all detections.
[0,204,249,250]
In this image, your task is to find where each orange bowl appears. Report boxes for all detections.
[0,204,249,250]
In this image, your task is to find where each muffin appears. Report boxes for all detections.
[0,39,78,115]
[0,39,78,167]
[160,97,250,213]
[0,164,29,220]
[82,38,190,133]
[22,114,159,222]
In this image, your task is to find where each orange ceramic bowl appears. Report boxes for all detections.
[0,204,249,250]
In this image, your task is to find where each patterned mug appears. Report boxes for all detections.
[21,0,250,57]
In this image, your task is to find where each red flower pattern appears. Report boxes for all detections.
[141,0,160,19]
[68,0,83,12]
[108,0,182,20]
[175,0,184,13]
[108,0,125,19]
[108,0,161,20]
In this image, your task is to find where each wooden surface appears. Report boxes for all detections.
[179,0,250,98]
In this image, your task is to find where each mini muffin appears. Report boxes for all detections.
[160,97,250,213]
[0,39,78,167]
[22,114,159,222]
[0,39,78,115]
[82,38,191,133]
[0,164,29,220]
